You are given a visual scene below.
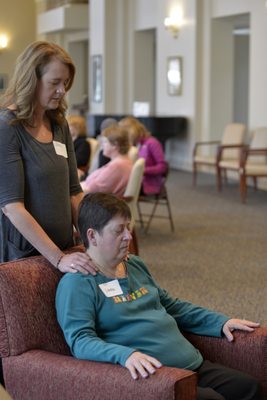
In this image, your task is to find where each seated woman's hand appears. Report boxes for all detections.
[222,318,260,342]
[57,252,98,275]
[125,351,162,380]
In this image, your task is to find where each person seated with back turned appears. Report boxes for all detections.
[119,116,167,195]
[66,114,91,180]
[80,124,133,197]
[56,192,263,400]
[88,118,116,174]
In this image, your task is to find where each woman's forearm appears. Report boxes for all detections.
[71,191,84,228]
[2,202,63,266]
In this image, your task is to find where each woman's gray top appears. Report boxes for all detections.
[0,110,82,262]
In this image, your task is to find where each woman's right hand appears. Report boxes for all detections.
[57,252,98,275]
[125,352,162,380]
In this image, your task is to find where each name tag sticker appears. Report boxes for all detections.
[53,141,68,158]
[99,280,123,297]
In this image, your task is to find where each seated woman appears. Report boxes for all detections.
[88,118,116,174]
[66,115,91,180]
[56,193,263,400]
[119,116,167,195]
[80,124,133,196]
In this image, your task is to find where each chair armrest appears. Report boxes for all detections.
[218,144,247,150]
[195,141,221,146]
[240,147,267,167]
[184,328,267,384]
[246,148,267,156]
[4,350,197,400]
[193,141,220,157]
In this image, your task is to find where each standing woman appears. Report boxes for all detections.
[0,41,93,274]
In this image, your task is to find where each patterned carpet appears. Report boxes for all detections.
[136,169,267,325]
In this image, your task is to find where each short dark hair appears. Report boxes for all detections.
[78,193,131,248]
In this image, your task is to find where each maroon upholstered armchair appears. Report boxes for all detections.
[0,255,266,400]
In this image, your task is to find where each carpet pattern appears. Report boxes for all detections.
[136,170,267,325]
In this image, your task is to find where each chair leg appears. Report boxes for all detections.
[240,173,247,203]
[165,193,175,232]
[193,162,197,186]
[223,169,228,185]
[252,176,257,191]
[217,166,222,192]
[137,201,144,229]
[144,197,159,234]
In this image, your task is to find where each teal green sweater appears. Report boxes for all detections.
[56,255,229,370]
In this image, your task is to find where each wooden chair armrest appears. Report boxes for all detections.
[245,148,267,156]
[219,144,247,149]
[195,141,221,146]
[193,141,220,157]
[239,147,267,167]
[184,328,267,384]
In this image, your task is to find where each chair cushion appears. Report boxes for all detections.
[245,164,267,175]
[219,160,240,170]
[194,155,216,164]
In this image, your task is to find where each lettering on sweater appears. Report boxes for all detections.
[113,287,148,303]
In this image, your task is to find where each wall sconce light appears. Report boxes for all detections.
[164,9,183,38]
[164,17,180,38]
[0,34,9,51]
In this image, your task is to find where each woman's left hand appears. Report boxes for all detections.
[222,318,260,342]
[57,252,98,275]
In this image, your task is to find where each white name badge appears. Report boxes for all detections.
[53,141,68,158]
[99,280,123,297]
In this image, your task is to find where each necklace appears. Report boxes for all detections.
[95,260,127,279]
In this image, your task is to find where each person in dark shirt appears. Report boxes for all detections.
[67,114,91,180]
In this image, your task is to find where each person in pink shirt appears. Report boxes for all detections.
[119,117,167,194]
[81,124,133,197]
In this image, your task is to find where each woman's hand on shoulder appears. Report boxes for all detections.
[57,252,98,275]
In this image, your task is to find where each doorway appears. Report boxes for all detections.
[134,29,156,115]
[210,13,250,139]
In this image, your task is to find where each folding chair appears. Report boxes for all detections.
[137,163,175,233]
[122,158,145,254]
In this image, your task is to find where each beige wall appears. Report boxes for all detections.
[0,0,36,89]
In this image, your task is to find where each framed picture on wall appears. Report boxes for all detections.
[167,56,183,96]
[92,55,102,103]
[0,74,8,93]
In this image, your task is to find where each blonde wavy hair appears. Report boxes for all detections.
[0,41,75,127]
[119,116,150,145]
[66,115,87,137]
[102,124,130,155]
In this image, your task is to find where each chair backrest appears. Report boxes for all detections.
[128,146,139,163]
[221,123,246,160]
[0,257,70,358]
[87,137,100,168]
[248,127,267,164]
[123,158,145,225]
